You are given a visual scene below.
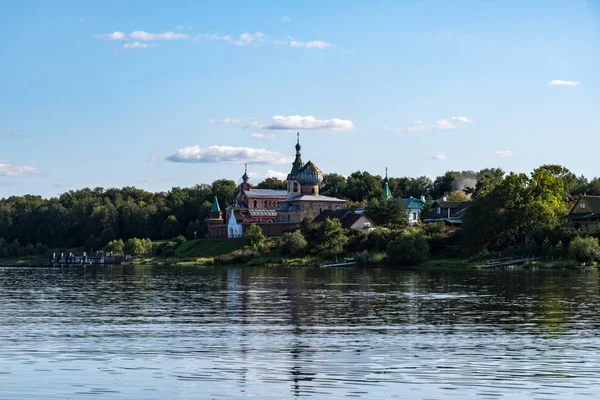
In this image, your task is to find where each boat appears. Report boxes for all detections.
[319,257,356,267]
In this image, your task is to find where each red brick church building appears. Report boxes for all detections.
[207,134,347,238]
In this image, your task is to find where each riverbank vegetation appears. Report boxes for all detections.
[2,164,600,268]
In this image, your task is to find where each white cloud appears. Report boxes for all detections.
[94,31,125,40]
[0,161,39,176]
[431,153,447,161]
[165,145,292,164]
[251,133,275,140]
[123,42,154,49]
[53,182,71,189]
[547,80,580,86]
[248,169,287,181]
[195,32,266,46]
[495,150,514,158]
[435,116,473,130]
[130,31,189,41]
[281,16,291,22]
[147,154,157,163]
[289,39,331,49]
[206,118,240,125]
[253,115,355,131]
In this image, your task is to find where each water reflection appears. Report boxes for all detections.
[1,266,600,399]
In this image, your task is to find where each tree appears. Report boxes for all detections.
[162,215,180,239]
[463,168,568,252]
[245,224,265,251]
[123,238,152,256]
[386,230,430,266]
[321,173,347,198]
[256,177,287,190]
[344,171,383,202]
[318,218,348,256]
[569,236,600,263]
[280,230,308,256]
[366,197,407,228]
[446,190,470,202]
[105,239,124,254]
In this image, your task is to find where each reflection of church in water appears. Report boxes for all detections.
[207,133,347,238]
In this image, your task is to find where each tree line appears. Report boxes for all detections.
[1,164,600,256]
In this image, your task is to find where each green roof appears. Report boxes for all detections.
[383,168,392,200]
[210,196,221,213]
[402,198,426,210]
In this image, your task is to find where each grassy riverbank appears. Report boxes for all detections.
[0,238,585,269]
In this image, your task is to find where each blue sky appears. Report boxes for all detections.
[1,0,598,197]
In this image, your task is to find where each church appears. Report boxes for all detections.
[207,134,347,238]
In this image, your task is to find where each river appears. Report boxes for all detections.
[1,265,600,399]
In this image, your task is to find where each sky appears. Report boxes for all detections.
[1,0,599,198]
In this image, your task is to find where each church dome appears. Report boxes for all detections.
[296,161,323,185]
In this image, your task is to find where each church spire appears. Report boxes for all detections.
[288,132,304,180]
[242,163,249,183]
[383,167,392,200]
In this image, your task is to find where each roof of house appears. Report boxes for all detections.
[248,209,278,217]
[312,208,354,223]
[340,213,367,229]
[282,194,347,203]
[244,189,287,198]
[569,195,600,215]
[278,203,301,211]
[403,197,426,210]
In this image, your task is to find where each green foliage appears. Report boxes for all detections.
[386,229,430,266]
[175,238,246,258]
[423,221,446,237]
[256,177,287,190]
[344,171,384,202]
[104,239,124,254]
[446,190,470,202]
[123,238,153,256]
[162,215,180,239]
[214,249,257,265]
[174,235,187,245]
[153,241,178,257]
[568,236,600,263]
[321,173,347,198]
[245,224,266,251]
[354,250,387,265]
[280,230,308,256]
[463,168,568,252]
[366,197,408,228]
[318,218,348,256]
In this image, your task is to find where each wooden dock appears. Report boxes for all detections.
[481,255,548,268]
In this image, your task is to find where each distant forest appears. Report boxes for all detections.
[0,166,598,251]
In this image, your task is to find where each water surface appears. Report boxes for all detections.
[1,265,600,399]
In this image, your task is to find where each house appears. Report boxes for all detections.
[422,197,471,226]
[403,196,427,225]
[566,195,600,229]
[312,208,375,230]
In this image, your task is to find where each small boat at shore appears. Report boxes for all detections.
[319,257,356,267]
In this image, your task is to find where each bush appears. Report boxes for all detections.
[123,238,153,256]
[246,224,265,251]
[354,250,387,265]
[105,239,125,254]
[214,249,257,265]
[386,230,430,266]
[318,218,348,256]
[569,236,600,263]
[35,242,49,256]
[280,230,308,257]
[154,241,177,257]
[423,221,446,237]
[174,235,187,246]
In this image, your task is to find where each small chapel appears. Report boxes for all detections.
[207,134,347,238]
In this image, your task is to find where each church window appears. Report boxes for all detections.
[287,215,290,222]
[293,182,298,192]
[311,188,315,194]
[254,200,257,208]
